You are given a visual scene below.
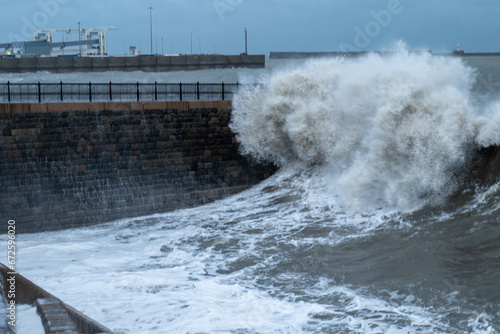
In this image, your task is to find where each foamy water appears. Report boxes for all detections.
[8,166,500,333]
[3,51,500,333]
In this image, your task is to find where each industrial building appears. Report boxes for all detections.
[0,26,117,57]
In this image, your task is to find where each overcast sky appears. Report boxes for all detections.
[1,0,499,55]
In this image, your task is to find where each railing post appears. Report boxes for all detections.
[221,82,225,101]
[197,81,200,100]
[109,81,112,101]
[89,82,92,102]
[7,81,10,102]
[37,82,41,103]
[136,82,140,101]
[179,82,182,101]
[154,81,158,101]
[60,81,63,101]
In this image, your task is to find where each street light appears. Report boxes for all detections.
[149,6,153,55]
[78,21,81,56]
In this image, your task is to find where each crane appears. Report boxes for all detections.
[34,26,118,56]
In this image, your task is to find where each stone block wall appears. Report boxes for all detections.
[0,54,266,73]
[0,101,275,232]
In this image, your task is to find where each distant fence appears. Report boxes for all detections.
[0,82,240,103]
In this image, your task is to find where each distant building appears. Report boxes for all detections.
[0,26,118,57]
[129,46,141,56]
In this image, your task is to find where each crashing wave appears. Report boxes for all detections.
[230,50,500,212]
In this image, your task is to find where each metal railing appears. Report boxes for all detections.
[0,81,240,103]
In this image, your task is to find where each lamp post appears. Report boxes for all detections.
[149,6,153,55]
[245,27,247,55]
[78,21,81,56]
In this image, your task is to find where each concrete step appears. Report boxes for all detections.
[35,298,79,334]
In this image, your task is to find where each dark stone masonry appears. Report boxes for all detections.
[0,101,275,233]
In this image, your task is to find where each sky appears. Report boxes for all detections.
[0,0,499,56]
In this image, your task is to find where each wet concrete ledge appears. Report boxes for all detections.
[0,100,232,114]
[0,263,112,333]
[0,100,276,233]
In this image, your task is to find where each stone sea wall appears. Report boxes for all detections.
[0,54,265,73]
[0,101,275,233]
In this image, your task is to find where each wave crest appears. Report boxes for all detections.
[230,51,500,211]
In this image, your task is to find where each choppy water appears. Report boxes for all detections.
[2,51,500,333]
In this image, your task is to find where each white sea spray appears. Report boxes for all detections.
[231,51,500,211]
